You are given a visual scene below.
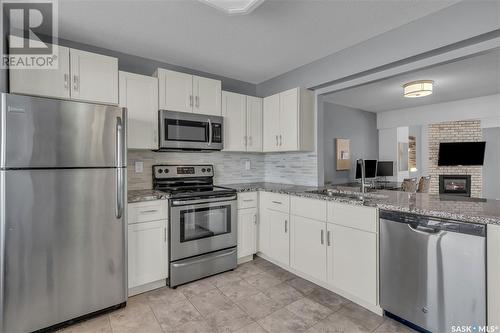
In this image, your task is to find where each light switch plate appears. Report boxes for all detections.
[135,161,144,173]
[245,160,251,170]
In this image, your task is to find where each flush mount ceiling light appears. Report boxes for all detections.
[198,0,266,15]
[403,80,434,98]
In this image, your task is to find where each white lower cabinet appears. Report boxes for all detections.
[127,200,168,295]
[327,223,377,305]
[237,208,258,259]
[290,215,327,282]
[268,209,290,266]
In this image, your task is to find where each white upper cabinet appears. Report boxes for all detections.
[69,49,118,105]
[222,91,247,151]
[246,96,263,152]
[9,42,118,105]
[193,76,222,116]
[9,45,71,100]
[222,91,263,152]
[155,68,221,116]
[263,93,280,151]
[156,69,193,113]
[263,87,314,152]
[119,71,158,150]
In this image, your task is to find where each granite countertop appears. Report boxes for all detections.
[222,182,500,225]
[128,189,169,203]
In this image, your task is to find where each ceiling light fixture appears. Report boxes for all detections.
[198,0,266,15]
[403,80,434,98]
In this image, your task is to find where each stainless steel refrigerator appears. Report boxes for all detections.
[0,93,127,332]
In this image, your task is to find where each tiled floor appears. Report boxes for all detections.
[60,257,415,333]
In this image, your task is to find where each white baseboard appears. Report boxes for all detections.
[128,279,167,297]
[256,252,383,316]
[238,254,254,265]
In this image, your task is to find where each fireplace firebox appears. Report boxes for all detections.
[439,175,471,197]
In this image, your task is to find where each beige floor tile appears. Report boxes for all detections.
[287,277,317,295]
[178,279,216,298]
[146,286,187,306]
[205,306,254,333]
[162,319,217,333]
[57,315,112,333]
[373,318,417,333]
[265,266,296,282]
[206,270,243,288]
[258,308,310,333]
[234,261,265,278]
[285,298,333,328]
[235,292,283,320]
[189,288,234,316]
[306,312,370,333]
[218,279,261,302]
[253,257,276,270]
[150,299,202,330]
[245,272,283,291]
[336,302,384,331]
[307,287,347,311]
[233,321,268,333]
[109,301,162,333]
[263,282,304,307]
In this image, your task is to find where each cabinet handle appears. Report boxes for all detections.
[244,135,247,147]
[195,96,199,108]
[64,73,69,90]
[271,201,282,205]
[253,214,257,225]
[189,95,193,107]
[279,134,282,146]
[248,136,252,146]
[73,75,79,92]
[139,209,158,214]
[321,230,324,245]
[275,135,279,147]
[284,220,288,233]
[243,199,254,202]
[164,227,167,242]
[327,231,331,246]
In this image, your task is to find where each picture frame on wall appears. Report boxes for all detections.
[336,138,351,171]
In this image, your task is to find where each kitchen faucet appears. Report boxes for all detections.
[357,159,368,193]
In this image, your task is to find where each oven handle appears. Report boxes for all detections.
[171,195,237,206]
[171,248,237,268]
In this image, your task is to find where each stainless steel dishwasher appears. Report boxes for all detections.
[379,210,486,333]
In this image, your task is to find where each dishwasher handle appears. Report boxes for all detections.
[408,223,441,235]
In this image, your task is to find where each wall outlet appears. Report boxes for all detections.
[135,161,144,173]
[245,160,251,170]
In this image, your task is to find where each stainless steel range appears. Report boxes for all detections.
[153,165,237,287]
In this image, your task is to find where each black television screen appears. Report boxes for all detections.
[438,142,486,166]
[377,161,394,177]
[355,160,378,179]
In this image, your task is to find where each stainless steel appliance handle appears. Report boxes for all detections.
[327,231,331,246]
[208,119,212,146]
[171,248,237,268]
[321,229,324,245]
[408,224,442,235]
[172,195,237,206]
[115,117,124,219]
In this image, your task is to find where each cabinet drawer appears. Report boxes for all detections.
[128,200,168,224]
[260,191,289,213]
[238,192,258,209]
[291,196,327,221]
[327,202,377,233]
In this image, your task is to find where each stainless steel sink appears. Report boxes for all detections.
[306,189,367,201]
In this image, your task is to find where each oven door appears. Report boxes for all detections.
[159,110,223,150]
[170,196,237,261]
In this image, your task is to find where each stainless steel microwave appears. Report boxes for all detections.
[159,110,223,151]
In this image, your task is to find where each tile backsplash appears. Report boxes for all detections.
[127,150,319,190]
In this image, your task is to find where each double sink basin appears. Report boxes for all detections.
[306,188,387,203]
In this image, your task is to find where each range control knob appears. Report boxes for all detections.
[201,168,206,172]
[164,169,169,173]
[158,169,163,174]
[207,168,211,172]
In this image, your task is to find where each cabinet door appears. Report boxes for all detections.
[258,206,271,256]
[238,208,257,259]
[119,72,158,149]
[327,224,377,305]
[70,49,118,105]
[128,220,168,289]
[246,96,263,152]
[279,88,299,151]
[193,76,221,116]
[291,215,327,282]
[262,94,280,152]
[9,44,70,99]
[158,69,193,112]
[222,91,247,151]
[268,209,290,266]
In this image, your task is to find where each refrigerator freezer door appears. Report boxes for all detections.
[0,168,127,332]
[0,93,126,168]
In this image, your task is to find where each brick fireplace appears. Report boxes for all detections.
[428,120,483,197]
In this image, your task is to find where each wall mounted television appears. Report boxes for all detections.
[438,142,486,166]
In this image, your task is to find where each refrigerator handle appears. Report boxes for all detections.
[115,116,124,219]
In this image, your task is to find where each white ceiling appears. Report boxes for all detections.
[57,0,458,84]
[322,49,500,112]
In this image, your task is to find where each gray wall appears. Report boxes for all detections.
[483,127,500,199]
[0,35,256,95]
[323,102,378,184]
